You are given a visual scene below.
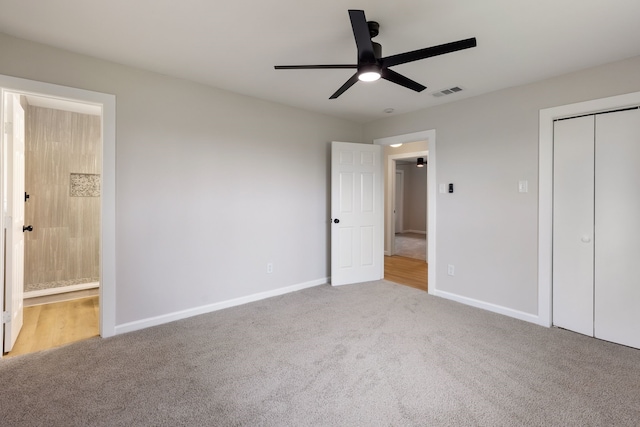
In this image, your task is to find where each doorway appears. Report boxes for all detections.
[1,74,117,358]
[392,157,427,261]
[3,92,102,356]
[374,130,436,294]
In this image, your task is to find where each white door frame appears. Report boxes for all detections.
[393,168,404,241]
[374,130,436,294]
[0,74,116,354]
[538,90,640,327]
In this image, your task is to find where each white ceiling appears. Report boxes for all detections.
[1,0,640,123]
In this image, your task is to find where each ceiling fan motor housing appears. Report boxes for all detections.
[368,21,380,38]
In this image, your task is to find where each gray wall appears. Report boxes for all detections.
[396,164,427,233]
[0,32,363,326]
[364,55,640,316]
[405,165,427,232]
[3,30,640,328]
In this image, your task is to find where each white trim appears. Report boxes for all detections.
[394,169,404,240]
[0,74,117,345]
[538,90,640,328]
[115,277,327,335]
[374,129,436,295]
[434,289,542,325]
[24,282,99,299]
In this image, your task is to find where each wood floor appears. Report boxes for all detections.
[4,296,99,358]
[384,255,428,291]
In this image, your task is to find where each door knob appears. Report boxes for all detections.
[333,219,340,224]
[580,235,591,243]
[23,225,33,232]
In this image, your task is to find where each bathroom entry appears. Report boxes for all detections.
[23,96,102,298]
[3,91,102,355]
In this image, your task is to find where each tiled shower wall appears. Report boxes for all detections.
[24,106,101,292]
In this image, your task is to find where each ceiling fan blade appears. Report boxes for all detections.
[348,10,376,63]
[381,68,426,92]
[274,64,357,70]
[382,37,477,68]
[329,73,360,99]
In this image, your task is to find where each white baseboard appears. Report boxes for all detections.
[115,277,328,335]
[24,282,100,299]
[433,289,545,326]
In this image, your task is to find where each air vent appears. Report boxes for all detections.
[431,86,463,97]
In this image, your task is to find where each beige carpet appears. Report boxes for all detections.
[395,232,426,260]
[1,281,639,426]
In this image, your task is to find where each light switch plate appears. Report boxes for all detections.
[518,180,528,193]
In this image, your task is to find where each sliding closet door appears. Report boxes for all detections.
[594,109,640,349]
[553,116,595,336]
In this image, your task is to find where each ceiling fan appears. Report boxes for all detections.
[274,10,477,99]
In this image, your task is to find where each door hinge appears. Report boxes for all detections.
[2,311,10,323]
[3,122,12,134]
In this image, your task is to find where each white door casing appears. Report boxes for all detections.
[3,93,25,352]
[374,130,435,293]
[394,169,404,237]
[331,141,383,286]
[0,74,116,349]
[538,91,640,328]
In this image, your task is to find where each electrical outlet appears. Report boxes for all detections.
[267,263,273,274]
[447,264,455,276]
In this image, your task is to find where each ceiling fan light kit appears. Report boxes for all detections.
[358,63,382,82]
[274,10,476,99]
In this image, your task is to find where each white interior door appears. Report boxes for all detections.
[3,92,25,352]
[552,116,595,336]
[331,141,383,286]
[594,109,640,349]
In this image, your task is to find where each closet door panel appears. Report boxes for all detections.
[595,109,640,349]
[553,116,595,336]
